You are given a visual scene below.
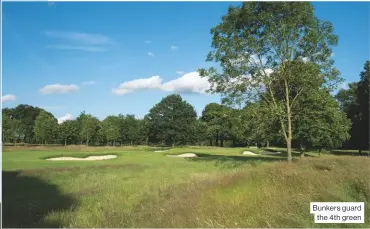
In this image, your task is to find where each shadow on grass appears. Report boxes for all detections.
[2,171,76,228]
[262,148,315,157]
[186,153,286,168]
[330,150,370,157]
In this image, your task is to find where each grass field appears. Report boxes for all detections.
[2,146,369,228]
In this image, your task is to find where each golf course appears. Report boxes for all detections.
[2,1,369,228]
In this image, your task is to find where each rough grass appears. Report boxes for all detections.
[128,156,370,228]
[2,146,369,228]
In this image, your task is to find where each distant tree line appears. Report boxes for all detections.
[1,59,368,153]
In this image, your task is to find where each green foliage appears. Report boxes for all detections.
[102,115,120,145]
[355,61,369,151]
[293,89,351,150]
[199,2,340,160]
[34,111,58,144]
[2,105,55,143]
[336,61,369,151]
[147,94,197,146]
[58,120,79,145]
[201,103,234,146]
[79,113,101,146]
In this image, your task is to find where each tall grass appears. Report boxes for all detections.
[128,157,370,228]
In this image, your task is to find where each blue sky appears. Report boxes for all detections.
[2,2,369,122]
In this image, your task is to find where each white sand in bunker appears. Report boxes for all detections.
[46,155,118,161]
[167,153,198,158]
[242,151,258,155]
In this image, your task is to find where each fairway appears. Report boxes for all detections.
[3,146,369,228]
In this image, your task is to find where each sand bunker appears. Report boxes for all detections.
[47,155,117,161]
[242,151,258,155]
[167,153,198,158]
[154,150,168,152]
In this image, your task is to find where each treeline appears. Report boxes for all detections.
[2,62,369,151]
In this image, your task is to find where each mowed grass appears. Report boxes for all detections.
[2,146,369,228]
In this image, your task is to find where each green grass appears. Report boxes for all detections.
[3,146,369,228]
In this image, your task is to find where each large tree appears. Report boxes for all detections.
[199,2,340,162]
[79,114,101,146]
[125,115,140,145]
[102,115,120,145]
[355,61,369,152]
[201,103,233,147]
[335,61,370,152]
[34,111,58,144]
[2,105,54,143]
[58,120,79,145]
[147,94,197,146]
[293,89,351,157]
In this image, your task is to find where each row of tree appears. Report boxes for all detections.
[2,61,367,152]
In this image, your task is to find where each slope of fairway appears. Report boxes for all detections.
[2,146,369,228]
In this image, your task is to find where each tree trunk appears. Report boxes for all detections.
[210,139,213,146]
[220,139,224,147]
[86,138,89,146]
[131,141,133,146]
[318,148,322,157]
[300,141,305,158]
[64,139,67,146]
[286,107,293,163]
[216,137,219,147]
[287,138,292,162]
[283,77,293,163]
[266,140,270,148]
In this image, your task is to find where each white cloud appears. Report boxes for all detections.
[46,45,106,52]
[112,88,133,95]
[40,84,79,95]
[82,81,96,85]
[170,45,178,50]
[162,72,210,94]
[112,76,163,95]
[58,114,73,124]
[145,40,151,44]
[45,31,112,45]
[112,72,210,95]
[176,71,185,75]
[1,94,16,103]
[147,52,155,57]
